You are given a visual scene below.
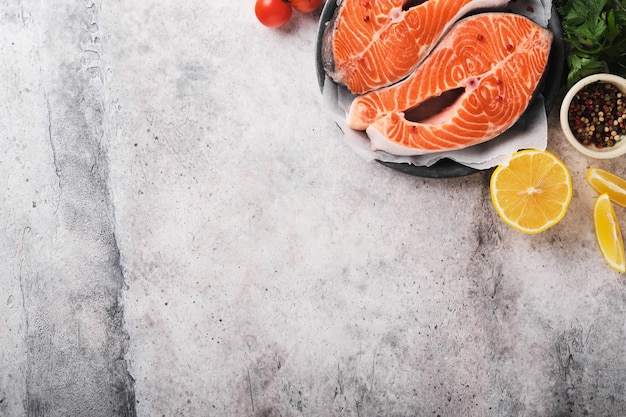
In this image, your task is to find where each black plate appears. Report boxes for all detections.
[315,1,565,178]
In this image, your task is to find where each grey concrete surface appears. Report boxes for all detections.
[2,1,626,416]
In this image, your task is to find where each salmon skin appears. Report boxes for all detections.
[347,12,553,155]
[321,0,510,95]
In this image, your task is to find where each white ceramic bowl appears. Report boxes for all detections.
[560,73,626,159]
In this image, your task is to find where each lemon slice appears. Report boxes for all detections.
[490,149,573,234]
[593,193,626,273]
[586,167,626,208]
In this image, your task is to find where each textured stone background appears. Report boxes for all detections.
[1,1,626,416]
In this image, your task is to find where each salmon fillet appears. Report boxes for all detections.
[321,0,510,95]
[347,12,552,155]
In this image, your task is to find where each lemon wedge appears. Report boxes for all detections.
[593,193,626,273]
[586,167,626,208]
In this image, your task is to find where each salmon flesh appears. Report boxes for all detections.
[347,12,553,155]
[322,0,510,95]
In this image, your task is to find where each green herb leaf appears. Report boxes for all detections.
[559,0,626,87]
[567,53,607,87]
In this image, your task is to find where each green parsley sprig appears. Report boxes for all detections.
[556,0,626,87]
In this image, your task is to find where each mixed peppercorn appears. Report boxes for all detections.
[568,81,626,148]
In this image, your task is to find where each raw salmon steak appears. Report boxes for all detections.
[321,0,510,95]
[347,12,553,155]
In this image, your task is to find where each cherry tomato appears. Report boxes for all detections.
[289,0,324,13]
[255,0,293,28]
